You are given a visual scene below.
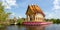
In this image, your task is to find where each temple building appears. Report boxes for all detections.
[26,5,45,22]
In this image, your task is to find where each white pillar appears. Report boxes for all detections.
[27,15,30,21]
[35,16,36,21]
[37,17,38,21]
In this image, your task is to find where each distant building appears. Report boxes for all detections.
[26,5,45,22]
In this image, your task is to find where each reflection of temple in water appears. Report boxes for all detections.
[25,25,46,30]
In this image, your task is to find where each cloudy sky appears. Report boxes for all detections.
[0,0,60,19]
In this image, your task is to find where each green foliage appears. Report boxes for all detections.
[0,13,11,21]
[0,2,4,13]
[17,18,24,24]
[45,19,60,24]
[0,2,11,22]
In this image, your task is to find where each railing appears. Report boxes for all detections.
[22,22,52,25]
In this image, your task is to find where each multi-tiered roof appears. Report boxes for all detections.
[26,5,45,17]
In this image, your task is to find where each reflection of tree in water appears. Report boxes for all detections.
[25,25,46,30]
[0,27,6,30]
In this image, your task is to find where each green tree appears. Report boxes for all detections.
[0,2,4,13]
[17,18,24,24]
[0,2,11,22]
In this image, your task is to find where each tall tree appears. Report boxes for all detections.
[0,2,11,21]
[0,2,4,13]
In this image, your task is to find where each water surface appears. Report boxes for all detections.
[0,24,60,30]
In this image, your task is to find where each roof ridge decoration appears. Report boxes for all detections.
[26,4,45,17]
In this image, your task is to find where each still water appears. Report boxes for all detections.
[0,24,60,30]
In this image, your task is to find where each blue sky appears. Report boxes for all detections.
[1,0,60,19]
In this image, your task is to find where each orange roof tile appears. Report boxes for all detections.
[26,5,45,17]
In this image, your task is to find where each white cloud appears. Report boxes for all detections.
[6,0,17,6]
[45,12,60,19]
[11,13,15,16]
[52,0,60,19]
[53,0,60,10]
[45,12,53,19]
[2,0,17,9]
[19,16,22,18]
[45,0,60,19]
